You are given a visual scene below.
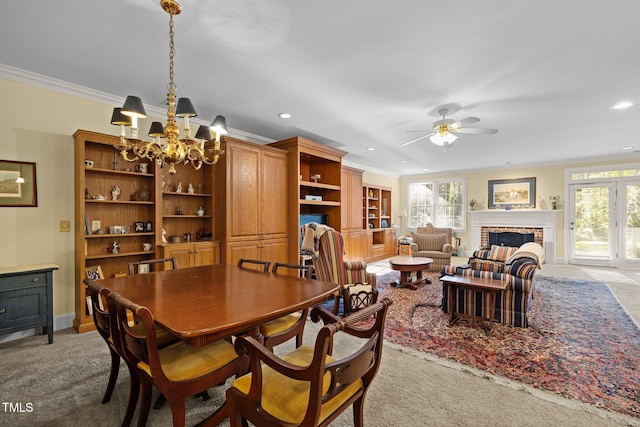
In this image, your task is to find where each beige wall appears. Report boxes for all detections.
[0,78,118,323]
[399,158,640,258]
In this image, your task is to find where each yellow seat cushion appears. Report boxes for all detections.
[259,312,302,336]
[130,323,177,348]
[232,345,363,425]
[138,339,237,382]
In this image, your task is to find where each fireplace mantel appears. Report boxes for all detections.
[469,210,559,262]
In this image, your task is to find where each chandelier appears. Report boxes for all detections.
[111,0,225,175]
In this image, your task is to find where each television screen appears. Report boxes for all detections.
[300,213,328,227]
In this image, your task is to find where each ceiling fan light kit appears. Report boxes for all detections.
[402,107,498,149]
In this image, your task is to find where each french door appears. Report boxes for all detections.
[568,181,640,268]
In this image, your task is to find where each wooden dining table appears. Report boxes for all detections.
[99,263,339,347]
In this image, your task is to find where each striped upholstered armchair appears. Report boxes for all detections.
[312,229,378,316]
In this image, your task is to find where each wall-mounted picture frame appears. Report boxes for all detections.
[488,177,536,209]
[85,265,104,280]
[0,160,37,207]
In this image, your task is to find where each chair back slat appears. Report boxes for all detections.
[237,258,271,272]
[272,262,312,278]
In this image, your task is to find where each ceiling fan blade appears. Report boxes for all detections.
[406,129,432,133]
[401,133,434,146]
[454,127,498,135]
[451,116,480,128]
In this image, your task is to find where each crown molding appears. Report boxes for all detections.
[0,63,274,145]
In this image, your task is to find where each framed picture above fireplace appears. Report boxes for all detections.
[488,177,536,209]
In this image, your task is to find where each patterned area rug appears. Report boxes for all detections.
[375,271,640,419]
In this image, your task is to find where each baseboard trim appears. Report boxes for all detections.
[0,312,76,344]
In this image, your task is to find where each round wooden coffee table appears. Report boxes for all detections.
[388,256,434,290]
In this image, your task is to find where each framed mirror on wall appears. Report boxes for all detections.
[0,160,37,207]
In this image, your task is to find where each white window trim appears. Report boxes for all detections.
[406,177,467,232]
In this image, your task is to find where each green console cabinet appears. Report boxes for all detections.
[0,264,58,344]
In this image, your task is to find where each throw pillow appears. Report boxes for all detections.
[488,245,518,262]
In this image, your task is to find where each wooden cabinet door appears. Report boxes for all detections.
[341,168,363,232]
[261,238,289,265]
[193,242,218,266]
[227,143,260,241]
[163,244,193,269]
[384,228,397,256]
[261,150,288,239]
[226,241,261,266]
[344,230,366,261]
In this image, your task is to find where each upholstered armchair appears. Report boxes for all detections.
[312,229,378,316]
[440,243,543,327]
[410,225,454,271]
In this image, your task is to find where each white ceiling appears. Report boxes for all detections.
[1,0,639,176]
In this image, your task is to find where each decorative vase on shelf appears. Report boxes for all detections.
[469,199,477,211]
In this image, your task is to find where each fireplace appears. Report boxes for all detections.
[488,231,535,247]
[470,210,558,263]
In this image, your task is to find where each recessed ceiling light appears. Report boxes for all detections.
[278,113,292,119]
[612,101,634,110]
[423,168,429,172]
[622,146,634,150]
[366,147,375,151]
[401,160,408,163]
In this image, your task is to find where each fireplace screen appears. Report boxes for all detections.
[489,231,535,248]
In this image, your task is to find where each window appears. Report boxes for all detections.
[408,179,465,230]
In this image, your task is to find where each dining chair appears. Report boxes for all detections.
[107,292,249,427]
[85,280,121,405]
[260,263,313,351]
[128,257,178,275]
[237,258,271,272]
[227,297,393,427]
[84,279,179,426]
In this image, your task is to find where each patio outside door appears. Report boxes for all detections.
[568,183,616,267]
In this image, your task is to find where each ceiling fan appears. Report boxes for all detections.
[402,108,498,148]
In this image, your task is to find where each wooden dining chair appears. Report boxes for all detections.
[128,257,178,275]
[237,258,271,272]
[85,278,181,426]
[260,263,314,351]
[85,280,121,405]
[227,298,393,427]
[107,292,249,427]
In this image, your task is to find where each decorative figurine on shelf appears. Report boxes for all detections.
[107,240,119,254]
[175,181,183,193]
[187,183,195,194]
[111,184,120,201]
[469,199,477,211]
[162,228,168,244]
[176,205,183,215]
[550,195,560,210]
[311,174,321,183]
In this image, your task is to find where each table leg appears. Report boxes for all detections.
[416,270,432,285]
[448,283,457,325]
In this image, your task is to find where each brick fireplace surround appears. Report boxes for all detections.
[470,210,558,263]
